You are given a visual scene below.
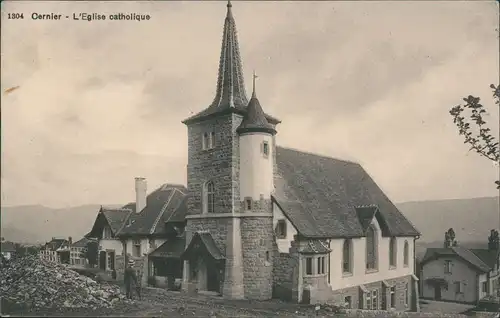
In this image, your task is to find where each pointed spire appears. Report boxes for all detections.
[210,0,248,109]
[237,74,276,136]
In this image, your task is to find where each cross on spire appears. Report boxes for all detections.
[252,70,258,98]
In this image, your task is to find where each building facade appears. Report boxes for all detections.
[420,246,500,304]
[84,1,421,310]
[39,237,71,263]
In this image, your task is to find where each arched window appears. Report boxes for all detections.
[203,181,215,214]
[403,240,409,266]
[342,239,353,274]
[366,225,378,270]
[389,237,397,267]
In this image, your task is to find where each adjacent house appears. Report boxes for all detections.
[39,237,71,264]
[1,241,16,260]
[70,237,90,267]
[420,245,500,304]
[83,1,421,310]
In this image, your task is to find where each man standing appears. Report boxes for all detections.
[124,259,140,300]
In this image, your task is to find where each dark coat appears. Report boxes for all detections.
[124,267,138,286]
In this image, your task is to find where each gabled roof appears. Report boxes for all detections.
[471,248,499,269]
[1,241,16,253]
[273,146,420,238]
[149,234,186,259]
[43,238,69,251]
[421,247,493,273]
[181,232,225,261]
[355,206,379,232]
[117,184,188,237]
[72,237,90,248]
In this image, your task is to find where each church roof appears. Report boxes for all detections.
[273,146,421,238]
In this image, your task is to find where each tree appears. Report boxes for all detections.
[488,229,499,251]
[80,240,98,268]
[449,84,500,189]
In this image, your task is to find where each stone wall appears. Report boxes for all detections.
[273,251,295,301]
[186,218,230,255]
[186,113,243,216]
[239,198,272,214]
[241,216,274,300]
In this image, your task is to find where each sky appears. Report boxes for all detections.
[1,1,499,208]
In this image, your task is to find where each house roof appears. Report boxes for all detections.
[273,146,420,238]
[471,248,499,269]
[72,237,90,248]
[421,247,493,273]
[1,241,16,253]
[117,184,188,237]
[44,238,69,251]
[149,234,186,258]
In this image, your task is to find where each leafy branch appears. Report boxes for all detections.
[449,84,500,189]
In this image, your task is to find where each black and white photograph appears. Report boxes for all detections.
[1,0,499,316]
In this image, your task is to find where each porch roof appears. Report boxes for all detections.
[180,232,225,261]
[149,235,186,259]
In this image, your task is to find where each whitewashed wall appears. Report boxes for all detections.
[328,218,415,290]
[272,202,298,253]
[421,256,478,303]
[239,133,274,200]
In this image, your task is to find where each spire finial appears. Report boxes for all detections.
[252,70,258,98]
[227,0,232,8]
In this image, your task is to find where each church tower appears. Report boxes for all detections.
[181,1,280,300]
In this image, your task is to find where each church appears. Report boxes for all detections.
[86,1,421,311]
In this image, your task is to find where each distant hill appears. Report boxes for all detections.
[0,204,118,244]
[397,196,499,244]
[1,196,498,245]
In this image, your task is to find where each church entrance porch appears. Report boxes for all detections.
[181,232,225,296]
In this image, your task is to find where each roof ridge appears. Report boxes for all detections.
[276,146,360,165]
[453,246,491,269]
[150,188,177,234]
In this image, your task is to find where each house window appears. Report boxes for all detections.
[203,181,215,214]
[365,292,371,309]
[404,240,409,267]
[405,283,409,306]
[366,225,378,270]
[262,141,269,157]
[210,131,215,148]
[372,290,378,310]
[342,239,352,274]
[455,281,463,294]
[148,238,156,249]
[103,226,112,239]
[317,256,325,274]
[482,281,487,293]
[245,198,252,211]
[106,252,112,270]
[275,220,287,239]
[133,239,141,257]
[305,257,313,275]
[389,237,397,268]
[344,296,352,309]
[390,286,396,309]
[444,260,452,274]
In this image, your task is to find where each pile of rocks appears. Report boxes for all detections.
[0,255,131,310]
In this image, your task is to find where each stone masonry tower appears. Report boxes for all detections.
[181,1,280,300]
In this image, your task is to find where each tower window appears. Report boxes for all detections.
[203,181,215,214]
[262,141,269,158]
[266,251,270,262]
[202,131,215,150]
[245,198,252,210]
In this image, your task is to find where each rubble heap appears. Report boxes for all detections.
[0,255,131,310]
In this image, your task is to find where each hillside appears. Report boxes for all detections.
[397,196,499,243]
[1,196,498,245]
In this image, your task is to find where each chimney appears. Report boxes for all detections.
[68,236,72,246]
[135,177,147,213]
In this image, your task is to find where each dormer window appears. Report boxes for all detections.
[262,141,269,158]
[202,131,215,150]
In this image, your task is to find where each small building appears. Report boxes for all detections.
[70,237,89,267]
[1,241,16,260]
[420,246,500,304]
[39,237,71,264]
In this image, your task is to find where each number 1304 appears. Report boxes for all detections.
[8,13,24,19]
